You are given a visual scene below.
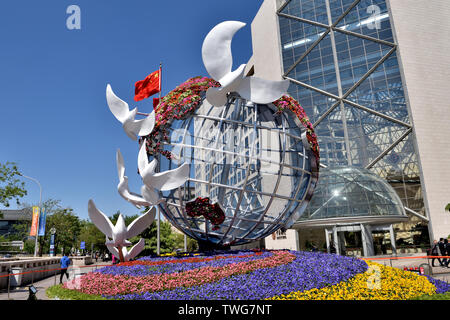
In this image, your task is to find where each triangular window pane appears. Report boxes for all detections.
[369,134,425,214]
[281,0,329,25]
[286,33,339,96]
[279,16,329,74]
[345,51,410,124]
[342,104,410,168]
[334,0,395,43]
[333,30,392,94]
[313,106,350,167]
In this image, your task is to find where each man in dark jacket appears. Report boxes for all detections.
[431,239,443,267]
[431,240,444,267]
[445,239,450,268]
[438,238,447,267]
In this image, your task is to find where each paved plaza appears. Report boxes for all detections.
[0,261,108,300]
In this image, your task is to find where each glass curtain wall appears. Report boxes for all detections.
[277,0,426,223]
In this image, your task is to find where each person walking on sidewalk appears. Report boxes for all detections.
[431,239,443,267]
[445,239,450,268]
[59,252,71,284]
[439,238,447,267]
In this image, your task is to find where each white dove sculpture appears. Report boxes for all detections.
[88,199,156,261]
[201,21,290,107]
[137,140,190,205]
[116,148,153,208]
[106,238,146,262]
[106,84,156,141]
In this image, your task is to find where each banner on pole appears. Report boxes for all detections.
[30,206,40,236]
[50,234,55,256]
[80,241,85,250]
[38,208,47,236]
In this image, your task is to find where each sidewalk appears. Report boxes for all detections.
[0,261,109,300]
[364,253,450,282]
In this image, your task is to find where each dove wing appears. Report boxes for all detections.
[145,163,190,191]
[124,111,155,139]
[118,177,146,209]
[130,111,156,137]
[138,142,158,181]
[237,77,290,104]
[141,185,163,205]
[202,21,246,81]
[88,199,114,239]
[116,149,125,180]
[127,238,146,261]
[106,84,130,123]
[126,206,156,239]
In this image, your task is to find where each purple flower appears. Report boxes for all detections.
[109,251,368,300]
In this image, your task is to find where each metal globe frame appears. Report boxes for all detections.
[157,93,319,247]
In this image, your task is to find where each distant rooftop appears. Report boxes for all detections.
[0,209,31,221]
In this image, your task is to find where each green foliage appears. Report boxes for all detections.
[46,284,107,300]
[43,207,81,255]
[446,203,450,212]
[23,239,35,254]
[173,232,198,252]
[411,292,450,300]
[78,220,106,252]
[145,221,177,255]
[0,162,27,207]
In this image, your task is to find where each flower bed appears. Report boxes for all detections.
[269,261,443,300]
[60,250,450,300]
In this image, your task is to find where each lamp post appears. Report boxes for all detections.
[20,174,42,257]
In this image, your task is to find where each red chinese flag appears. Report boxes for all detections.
[134,69,161,101]
[153,97,162,109]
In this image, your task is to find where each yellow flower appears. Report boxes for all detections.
[268,261,436,300]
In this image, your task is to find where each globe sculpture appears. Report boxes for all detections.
[95,20,320,252]
[139,77,319,248]
[135,21,321,248]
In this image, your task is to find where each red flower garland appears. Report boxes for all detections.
[185,197,225,230]
[141,76,319,161]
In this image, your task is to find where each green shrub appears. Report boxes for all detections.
[46,284,107,300]
[411,292,450,300]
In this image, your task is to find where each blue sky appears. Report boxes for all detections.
[0,0,263,220]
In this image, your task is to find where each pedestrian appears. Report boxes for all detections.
[438,238,446,267]
[445,239,450,268]
[59,252,71,284]
[95,252,98,263]
[431,239,443,267]
[112,254,116,265]
[105,252,109,262]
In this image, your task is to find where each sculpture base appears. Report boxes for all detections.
[198,240,230,252]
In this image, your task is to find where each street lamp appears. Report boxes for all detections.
[19,174,42,257]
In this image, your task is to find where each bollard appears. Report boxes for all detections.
[7,268,10,300]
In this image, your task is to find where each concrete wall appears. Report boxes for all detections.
[0,256,92,289]
[264,229,299,250]
[246,0,285,80]
[387,0,450,241]
[0,257,61,289]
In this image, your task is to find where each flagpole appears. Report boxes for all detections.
[157,61,162,256]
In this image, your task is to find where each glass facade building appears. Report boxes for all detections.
[276,0,427,224]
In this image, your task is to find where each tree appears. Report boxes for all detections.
[173,232,199,252]
[11,199,64,255]
[78,220,106,253]
[43,207,81,255]
[0,162,27,208]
